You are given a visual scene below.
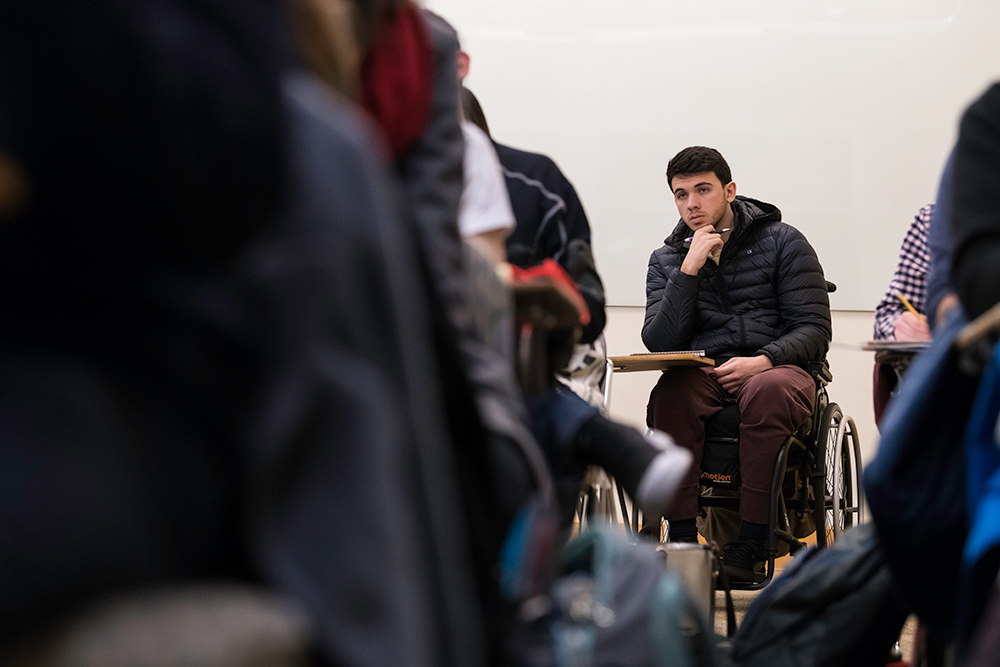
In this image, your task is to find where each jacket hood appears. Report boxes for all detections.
[664,195,781,245]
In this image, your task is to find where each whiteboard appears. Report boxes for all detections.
[424,0,1000,310]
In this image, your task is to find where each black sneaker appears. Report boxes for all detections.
[667,529,699,544]
[721,539,768,584]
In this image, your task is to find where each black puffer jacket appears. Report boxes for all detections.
[642,196,831,368]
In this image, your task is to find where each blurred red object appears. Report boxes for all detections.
[360,3,433,158]
[509,259,591,327]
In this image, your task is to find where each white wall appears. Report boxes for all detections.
[420,0,987,465]
[603,307,880,463]
[427,0,1000,310]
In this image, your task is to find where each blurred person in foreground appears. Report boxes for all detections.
[0,2,503,665]
[458,82,607,407]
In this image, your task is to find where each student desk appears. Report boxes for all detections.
[862,340,930,379]
[609,353,716,373]
[863,340,931,426]
[861,340,931,363]
[601,353,716,533]
[604,353,715,411]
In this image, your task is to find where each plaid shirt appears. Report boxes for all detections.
[873,204,933,339]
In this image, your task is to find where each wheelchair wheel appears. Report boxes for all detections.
[815,403,864,547]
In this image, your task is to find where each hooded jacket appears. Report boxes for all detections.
[642,196,831,368]
[495,142,606,344]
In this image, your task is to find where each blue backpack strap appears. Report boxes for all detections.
[960,340,1000,635]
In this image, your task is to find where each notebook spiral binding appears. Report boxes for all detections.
[629,350,707,357]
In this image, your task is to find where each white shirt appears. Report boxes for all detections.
[457,121,516,238]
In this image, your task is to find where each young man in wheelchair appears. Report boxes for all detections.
[642,146,832,584]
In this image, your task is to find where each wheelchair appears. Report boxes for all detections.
[591,355,864,589]
[692,358,865,589]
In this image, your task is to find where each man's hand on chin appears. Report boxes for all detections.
[713,355,773,393]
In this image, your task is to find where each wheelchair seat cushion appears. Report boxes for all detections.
[702,404,741,489]
[705,402,741,441]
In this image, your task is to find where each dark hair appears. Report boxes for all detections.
[460,86,490,136]
[666,146,732,191]
[349,0,406,52]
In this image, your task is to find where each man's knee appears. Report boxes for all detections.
[647,368,715,428]
[649,368,709,403]
[740,366,815,419]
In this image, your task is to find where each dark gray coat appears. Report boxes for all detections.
[642,196,831,367]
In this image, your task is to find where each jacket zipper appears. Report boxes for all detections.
[709,260,746,349]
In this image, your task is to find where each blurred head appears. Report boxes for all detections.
[290,0,361,97]
[666,147,736,232]
[348,0,406,51]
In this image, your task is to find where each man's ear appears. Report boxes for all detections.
[457,50,470,81]
[725,181,737,202]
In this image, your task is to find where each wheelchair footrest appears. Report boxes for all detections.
[774,528,807,554]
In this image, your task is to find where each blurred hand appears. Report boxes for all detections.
[893,311,931,342]
[935,293,959,329]
[713,355,773,393]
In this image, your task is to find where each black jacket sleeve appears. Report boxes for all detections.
[641,250,701,352]
[758,226,832,366]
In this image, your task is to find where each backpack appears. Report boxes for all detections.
[505,525,720,667]
[865,314,977,636]
[729,523,909,667]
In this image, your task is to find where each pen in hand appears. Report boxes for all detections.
[684,228,731,243]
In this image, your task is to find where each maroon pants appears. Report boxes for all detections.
[646,365,815,524]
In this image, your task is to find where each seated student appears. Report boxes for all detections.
[459,84,608,407]
[871,204,933,425]
[873,205,934,343]
[643,146,832,583]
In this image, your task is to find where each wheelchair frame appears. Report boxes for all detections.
[696,362,865,589]
[582,359,865,591]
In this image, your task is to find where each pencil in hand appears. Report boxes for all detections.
[897,292,926,321]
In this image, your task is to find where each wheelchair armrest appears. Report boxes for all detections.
[808,360,833,385]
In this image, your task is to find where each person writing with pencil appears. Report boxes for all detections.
[642,146,832,584]
[873,204,933,343]
[871,204,934,424]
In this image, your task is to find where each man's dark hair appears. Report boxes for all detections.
[666,146,732,191]
[460,86,490,136]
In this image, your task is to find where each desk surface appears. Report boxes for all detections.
[609,353,716,373]
[861,340,930,353]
